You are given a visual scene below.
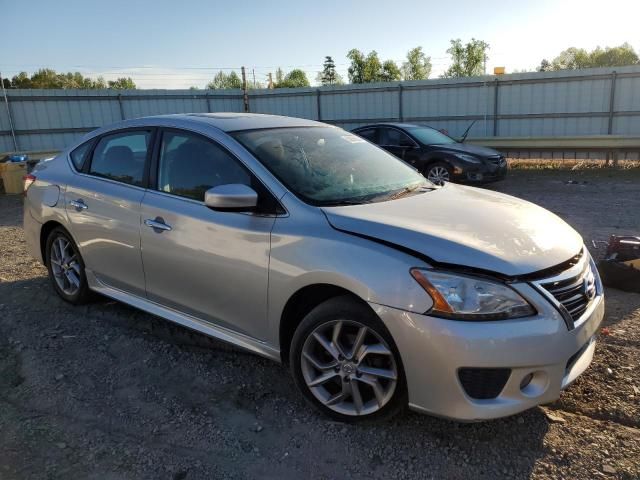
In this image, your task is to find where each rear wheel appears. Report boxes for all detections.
[290,296,406,422]
[45,227,93,304]
[425,162,452,185]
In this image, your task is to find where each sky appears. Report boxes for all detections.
[2,0,639,89]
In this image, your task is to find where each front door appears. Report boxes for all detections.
[140,129,275,340]
[64,129,154,296]
[379,127,420,164]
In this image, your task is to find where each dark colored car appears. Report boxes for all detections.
[352,123,507,185]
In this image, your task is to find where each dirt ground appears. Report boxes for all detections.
[1,169,639,480]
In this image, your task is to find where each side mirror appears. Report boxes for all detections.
[204,184,258,211]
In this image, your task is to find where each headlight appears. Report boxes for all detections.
[454,153,482,163]
[410,269,536,320]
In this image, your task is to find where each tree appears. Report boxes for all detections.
[380,60,402,82]
[318,56,343,86]
[442,39,489,78]
[7,68,120,89]
[276,69,310,88]
[274,68,285,86]
[347,49,402,83]
[545,43,639,71]
[591,43,639,67]
[402,46,432,80]
[206,70,242,89]
[347,49,367,83]
[538,59,553,72]
[10,72,33,88]
[107,77,136,89]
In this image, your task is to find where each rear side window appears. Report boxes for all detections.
[157,130,251,201]
[89,131,151,186]
[69,141,93,170]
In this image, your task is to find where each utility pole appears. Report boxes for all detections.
[241,66,249,112]
[0,71,18,151]
[483,53,487,76]
[268,72,273,89]
[252,68,256,89]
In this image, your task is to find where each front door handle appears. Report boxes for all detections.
[69,199,88,211]
[144,217,172,232]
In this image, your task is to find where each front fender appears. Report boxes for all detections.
[267,212,434,347]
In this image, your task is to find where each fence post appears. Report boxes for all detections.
[316,89,322,121]
[206,92,212,113]
[606,71,618,166]
[398,84,404,122]
[607,71,617,135]
[0,72,18,151]
[117,94,125,120]
[493,79,499,137]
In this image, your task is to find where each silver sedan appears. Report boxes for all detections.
[23,113,604,422]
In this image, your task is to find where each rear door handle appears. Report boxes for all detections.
[69,199,88,211]
[144,217,172,232]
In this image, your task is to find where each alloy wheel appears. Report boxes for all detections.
[50,236,82,296]
[427,165,450,185]
[300,320,398,416]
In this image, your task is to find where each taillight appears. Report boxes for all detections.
[23,174,36,195]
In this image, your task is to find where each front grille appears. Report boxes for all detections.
[540,261,596,324]
[458,368,511,400]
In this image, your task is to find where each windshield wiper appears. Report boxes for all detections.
[385,184,430,201]
[318,198,374,207]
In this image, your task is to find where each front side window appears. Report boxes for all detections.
[89,131,151,186]
[380,128,416,147]
[233,127,429,206]
[406,126,456,145]
[158,131,251,201]
[70,140,93,170]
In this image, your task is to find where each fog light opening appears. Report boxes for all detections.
[519,371,549,398]
[520,373,534,390]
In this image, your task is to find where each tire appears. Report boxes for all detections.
[290,296,407,423]
[45,227,93,304]
[424,161,453,185]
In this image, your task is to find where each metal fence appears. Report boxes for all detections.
[2,65,640,153]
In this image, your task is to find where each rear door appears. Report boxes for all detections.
[64,128,154,296]
[139,128,277,340]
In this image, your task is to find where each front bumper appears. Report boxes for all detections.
[453,164,507,183]
[371,285,604,421]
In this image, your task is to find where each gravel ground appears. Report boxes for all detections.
[1,169,639,479]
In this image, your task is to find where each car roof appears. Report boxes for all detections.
[353,122,430,130]
[134,113,328,132]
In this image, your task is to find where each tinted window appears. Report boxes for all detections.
[380,128,416,147]
[70,140,93,170]
[233,127,429,206]
[89,131,151,186]
[158,131,251,201]
[406,126,456,145]
[355,128,378,143]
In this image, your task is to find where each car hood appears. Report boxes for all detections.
[322,184,583,277]
[432,142,500,157]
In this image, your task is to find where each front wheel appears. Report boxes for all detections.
[425,162,452,185]
[290,296,407,422]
